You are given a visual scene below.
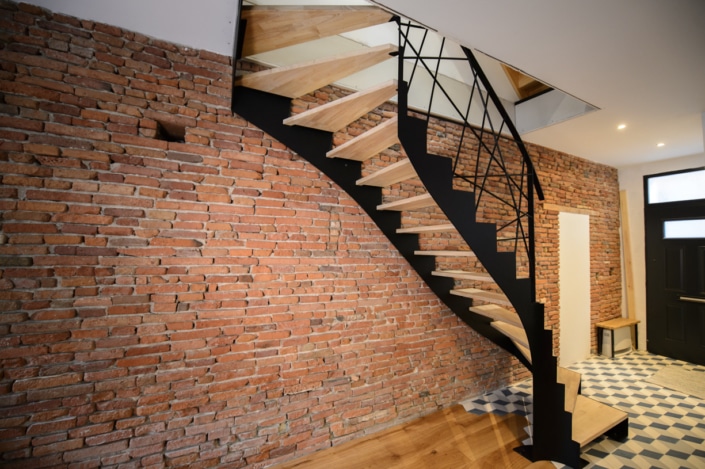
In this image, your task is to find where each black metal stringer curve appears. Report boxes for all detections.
[232,6,628,467]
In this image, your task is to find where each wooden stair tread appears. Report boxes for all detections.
[415,250,476,258]
[572,395,627,448]
[396,223,455,234]
[515,342,532,364]
[557,367,581,413]
[433,270,492,282]
[450,288,511,306]
[236,44,397,99]
[469,304,521,328]
[357,158,417,187]
[377,192,435,211]
[491,321,529,349]
[327,116,399,161]
[284,79,398,132]
[241,6,393,57]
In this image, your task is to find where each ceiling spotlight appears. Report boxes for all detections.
[657,142,665,147]
[617,124,626,130]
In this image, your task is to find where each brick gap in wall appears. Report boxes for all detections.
[154,120,186,143]
[0,2,622,468]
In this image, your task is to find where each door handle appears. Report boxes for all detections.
[679,296,705,304]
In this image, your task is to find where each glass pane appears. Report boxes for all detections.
[663,219,705,239]
[647,169,705,204]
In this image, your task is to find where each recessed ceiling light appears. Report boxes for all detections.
[657,142,665,147]
[617,124,626,130]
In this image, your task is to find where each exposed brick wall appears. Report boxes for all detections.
[0,3,522,468]
[530,146,622,354]
[0,2,621,468]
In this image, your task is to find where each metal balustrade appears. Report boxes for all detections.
[396,19,544,301]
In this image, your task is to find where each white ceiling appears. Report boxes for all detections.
[374,0,705,168]
[24,0,705,168]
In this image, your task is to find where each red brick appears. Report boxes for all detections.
[17,200,68,212]
[112,133,168,150]
[44,122,110,142]
[53,214,113,225]
[63,439,129,462]
[26,416,77,435]
[26,189,92,204]
[2,223,59,234]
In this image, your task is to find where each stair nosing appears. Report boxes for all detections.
[377,192,435,211]
[396,223,455,234]
[432,269,492,281]
[469,304,522,328]
[491,321,529,349]
[450,288,511,305]
[283,79,398,131]
[327,116,399,161]
[240,6,393,57]
[237,44,397,98]
[414,250,476,257]
[356,158,417,187]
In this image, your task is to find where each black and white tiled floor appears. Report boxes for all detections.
[461,352,705,468]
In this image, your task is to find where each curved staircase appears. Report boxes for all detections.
[231,4,627,467]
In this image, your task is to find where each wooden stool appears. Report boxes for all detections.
[595,317,640,358]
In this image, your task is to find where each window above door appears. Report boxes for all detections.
[646,168,705,204]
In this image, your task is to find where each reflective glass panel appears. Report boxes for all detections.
[648,169,705,204]
[663,219,705,239]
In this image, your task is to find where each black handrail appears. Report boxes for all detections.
[396,19,543,301]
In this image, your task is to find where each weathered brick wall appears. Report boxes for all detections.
[0,2,621,468]
[0,3,523,468]
[530,146,622,354]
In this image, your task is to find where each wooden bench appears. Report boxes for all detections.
[596,317,640,358]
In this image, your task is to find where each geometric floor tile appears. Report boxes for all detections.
[461,351,705,469]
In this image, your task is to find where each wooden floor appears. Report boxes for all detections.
[271,406,541,469]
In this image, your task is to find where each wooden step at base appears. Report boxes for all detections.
[557,367,581,413]
[240,6,393,56]
[491,321,529,349]
[572,395,628,448]
[469,304,521,328]
[284,79,398,132]
[377,192,435,211]
[415,250,476,258]
[396,223,455,234]
[236,44,397,99]
[327,116,399,161]
[433,270,493,282]
[357,158,417,187]
[450,288,511,306]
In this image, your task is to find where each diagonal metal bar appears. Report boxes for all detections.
[398,20,542,301]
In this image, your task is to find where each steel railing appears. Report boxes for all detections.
[396,19,544,300]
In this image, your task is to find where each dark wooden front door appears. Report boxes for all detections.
[646,201,705,366]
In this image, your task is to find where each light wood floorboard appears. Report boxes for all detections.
[271,406,537,469]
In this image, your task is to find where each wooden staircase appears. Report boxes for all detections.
[232,4,627,467]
